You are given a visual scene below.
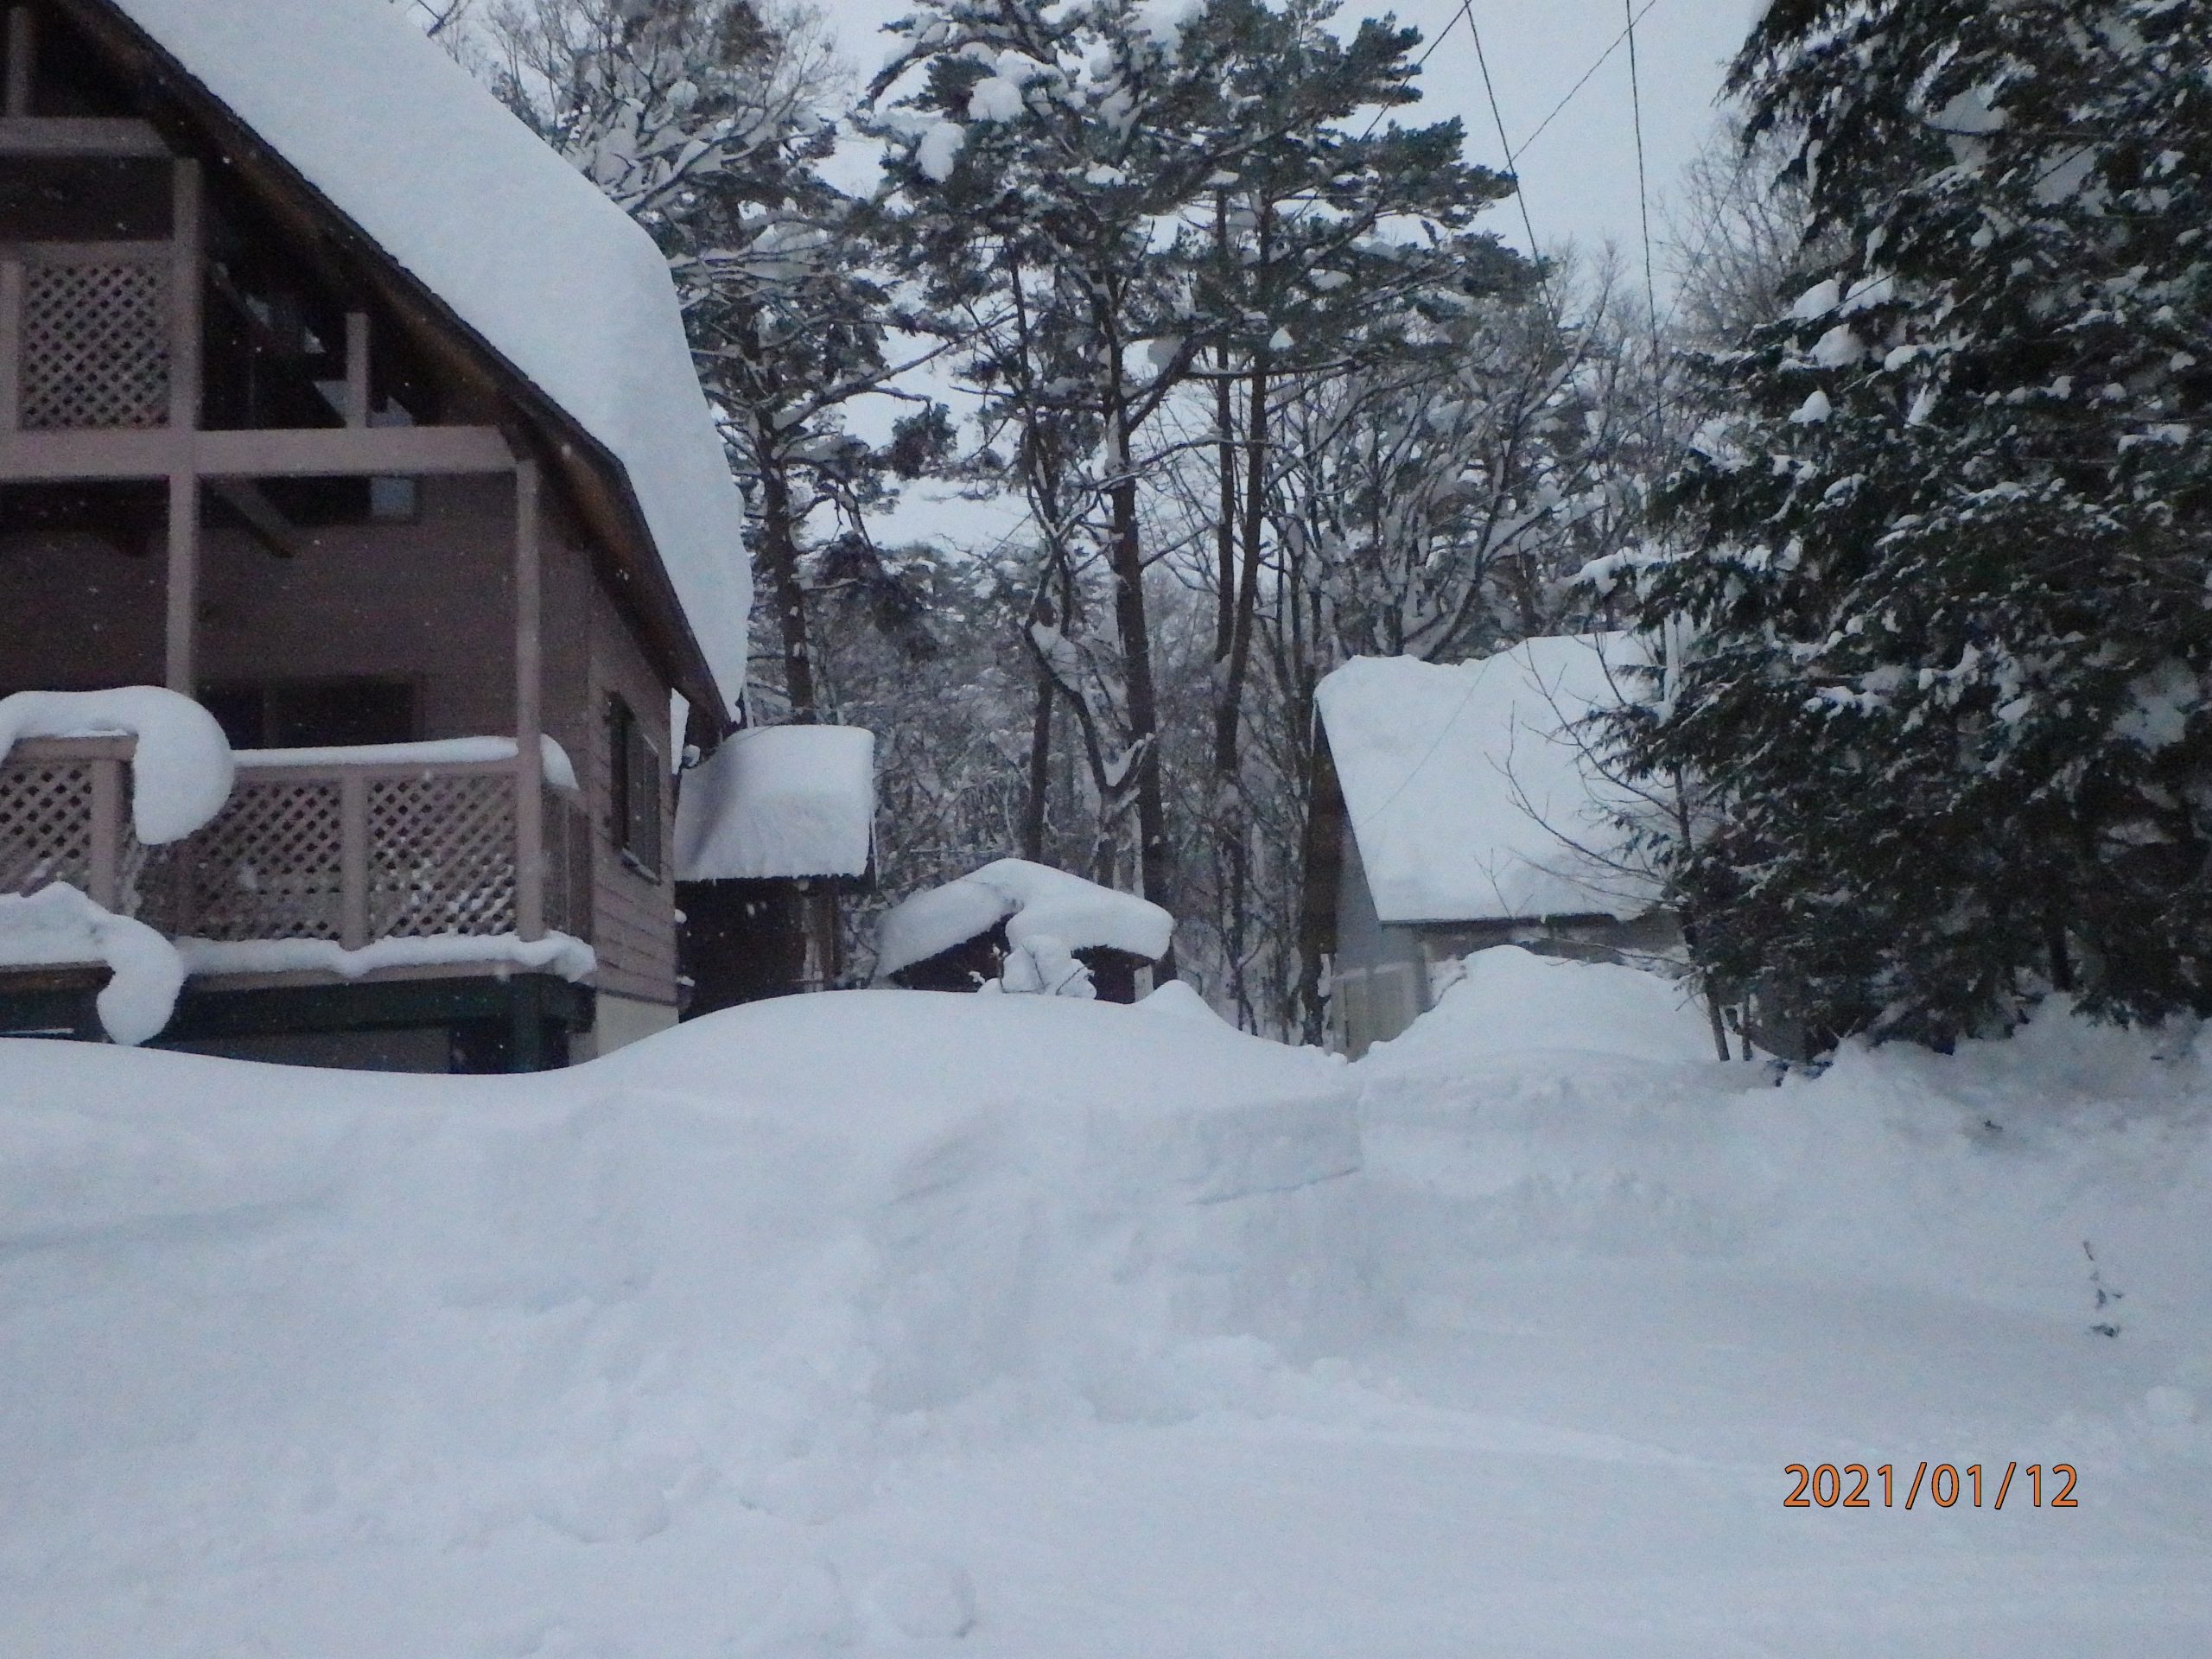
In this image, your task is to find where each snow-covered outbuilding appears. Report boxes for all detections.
[673,725,877,1010]
[874,860,1173,1003]
[0,0,753,1067]
[1307,634,1675,1057]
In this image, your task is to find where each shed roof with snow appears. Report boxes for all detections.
[874,860,1173,983]
[675,726,876,884]
[1314,633,1659,926]
[98,0,753,715]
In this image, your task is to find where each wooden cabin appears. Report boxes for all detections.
[0,0,753,1070]
[1306,636,1677,1058]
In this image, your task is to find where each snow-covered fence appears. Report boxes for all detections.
[136,753,540,949]
[4,720,592,979]
[0,737,145,912]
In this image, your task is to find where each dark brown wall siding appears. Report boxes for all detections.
[0,475,516,734]
[585,567,679,1006]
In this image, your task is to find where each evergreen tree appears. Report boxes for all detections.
[1619,0,2212,1046]
[867,0,1509,964]
[486,0,949,726]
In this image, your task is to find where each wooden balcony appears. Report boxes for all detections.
[0,736,590,981]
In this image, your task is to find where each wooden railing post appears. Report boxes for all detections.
[162,159,203,696]
[0,255,20,432]
[86,754,122,910]
[339,770,369,950]
[514,458,547,943]
[4,8,34,118]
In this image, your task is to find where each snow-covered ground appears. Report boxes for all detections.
[3,953,2209,1656]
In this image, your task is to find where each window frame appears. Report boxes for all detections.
[607,692,663,880]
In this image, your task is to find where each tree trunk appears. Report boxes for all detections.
[1022,661,1052,861]
[1105,403,1175,979]
[1212,356,1270,779]
[758,461,817,722]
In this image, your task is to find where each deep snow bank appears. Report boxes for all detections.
[1358,951,2212,1352]
[4,963,2211,1655]
[0,993,1366,1604]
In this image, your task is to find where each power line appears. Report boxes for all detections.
[1515,0,1666,167]
[1457,0,1547,299]
[1624,0,1662,345]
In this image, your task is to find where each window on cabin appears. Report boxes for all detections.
[607,693,663,878]
[201,679,416,751]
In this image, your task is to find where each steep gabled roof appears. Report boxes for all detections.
[92,0,752,716]
[1314,634,1661,926]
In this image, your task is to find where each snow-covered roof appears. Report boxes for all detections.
[1314,634,1661,926]
[105,0,752,716]
[674,726,876,883]
[874,859,1174,982]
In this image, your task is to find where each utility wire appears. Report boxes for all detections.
[1516,0,1666,166]
[1458,1,1544,272]
[1624,0,1662,346]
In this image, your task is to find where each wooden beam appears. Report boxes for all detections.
[169,159,201,431]
[3,9,32,119]
[0,427,183,478]
[345,311,371,429]
[514,458,547,944]
[0,424,518,480]
[208,477,304,559]
[198,425,517,478]
[0,255,20,432]
[0,117,169,156]
[163,468,197,696]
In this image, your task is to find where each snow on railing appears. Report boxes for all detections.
[3,717,591,995]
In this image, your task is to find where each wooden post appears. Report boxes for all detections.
[168,161,201,429]
[3,8,34,118]
[514,458,547,943]
[87,755,123,911]
[0,255,20,431]
[163,161,203,696]
[345,310,370,428]
[164,469,197,694]
[339,771,369,950]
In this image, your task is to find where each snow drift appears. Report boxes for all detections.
[3,958,2209,1655]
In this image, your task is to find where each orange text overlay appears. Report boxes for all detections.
[1784,1463,2078,1510]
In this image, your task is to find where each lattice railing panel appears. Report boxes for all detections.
[366,772,517,938]
[146,779,346,943]
[0,760,96,896]
[20,262,173,431]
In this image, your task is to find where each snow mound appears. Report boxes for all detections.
[874,858,1173,981]
[0,687,232,844]
[1364,946,1716,1070]
[674,725,875,882]
[0,884,182,1045]
[4,978,2212,1651]
[1136,978,1228,1023]
[0,992,1367,1646]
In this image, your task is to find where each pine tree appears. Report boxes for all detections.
[1620,0,2212,1046]
[486,0,949,726]
[867,0,1511,968]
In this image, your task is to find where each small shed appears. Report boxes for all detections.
[874,859,1173,1003]
[1307,633,1675,1057]
[674,725,875,1012]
